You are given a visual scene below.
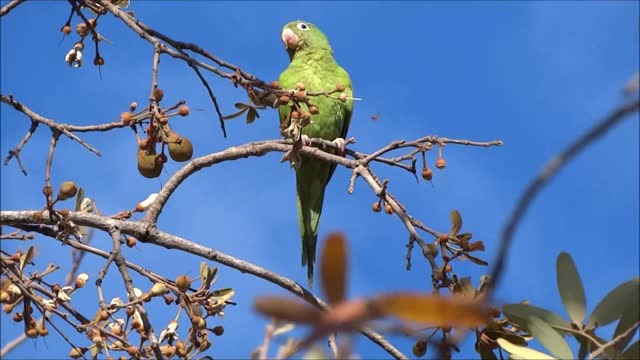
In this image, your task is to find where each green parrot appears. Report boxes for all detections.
[278,20,354,287]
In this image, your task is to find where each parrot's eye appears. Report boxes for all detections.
[296,23,310,31]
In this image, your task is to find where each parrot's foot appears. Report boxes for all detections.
[332,137,346,156]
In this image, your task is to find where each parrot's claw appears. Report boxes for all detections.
[332,137,346,156]
[300,134,311,146]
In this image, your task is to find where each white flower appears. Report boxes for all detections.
[41,298,58,311]
[80,198,93,213]
[159,320,179,343]
[7,284,21,296]
[56,286,74,303]
[110,297,123,308]
[65,48,83,68]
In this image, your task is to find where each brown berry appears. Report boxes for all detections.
[291,111,301,119]
[270,80,281,88]
[309,105,319,115]
[73,42,84,51]
[372,201,381,212]
[384,203,393,214]
[278,95,290,104]
[129,102,138,112]
[153,88,164,102]
[98,310,109,321]
[444,263,452,273]
[137,148,163,178]
[3,303,14,313]
[335,84,346,92]
[191,316,206,330]
[178,105,190,117]
[26,327,38,338]
[421,167,433,181]
[339,93,348,102]
[58,208,70,217]
[58,181,78,200]
[38,326,49,336]
[61,25,71,35]
[93,56,104,66]
[126,346,139,356]
[121,112,133,125]
[175,275,191,292]
[412,340,427,357]
[296,82,306,91]
[435,158,446,169]
[213,325,224,336]
[294,90,306,101]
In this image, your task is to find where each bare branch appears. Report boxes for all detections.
[0,0,26,17]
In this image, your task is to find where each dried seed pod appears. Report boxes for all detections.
[372,201,381,213]
[153,88,164,102]
[175,275,191,292]
[121,112,133,125]
[178,105,190,117]
[213,325,224,336]
[421,167,433,181]
[61,25,71,35]
[384,203,393,214]
[335,84,346,92]
[137,148,163,178]
[339,93,348,102]
[435,158,446,169]
[308,105,319,115]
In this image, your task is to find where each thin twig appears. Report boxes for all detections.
[588,321,640,360]
[0,0,26,17]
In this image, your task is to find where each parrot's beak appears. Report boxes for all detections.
[281,28,298,50]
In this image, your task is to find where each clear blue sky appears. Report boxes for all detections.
[1,1,638,359]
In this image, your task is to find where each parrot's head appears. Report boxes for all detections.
[281,20,332,59]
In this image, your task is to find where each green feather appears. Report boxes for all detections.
[278,20,353,287]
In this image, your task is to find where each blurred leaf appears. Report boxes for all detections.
[589,278,640,327]
[556,252,586,325]
[613,303,640,351]
[623,340,639,360]
[449,210,463,236]
[74,187,85,211]
[222,107,248,121]
[320,232,347,305]
[459,277,475,298]
[376,292,491,328]
[503,303,571,335]
[19,246,35,272]
[254,297,321,323]
[527,315,573,359]
[234,102,250,109]
[467,241,485,252]
[497,333,528,346]
[246,107,259,124]
[497,337,555,360]
[465,254,488,266]
[272,322,295,337]
[302,345,328,360]
[458,232,473,242]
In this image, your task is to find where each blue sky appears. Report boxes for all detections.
[1,1,638,359]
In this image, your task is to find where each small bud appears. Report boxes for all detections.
[0,290,9,303]
[372,201,381,213]
[10,253,20,262]
[26,327,38,338]
[163,295,175,305]
[129,102,138,112]
[7,284,21,296]
[444,263,452,273]
[309,105,319,115]
[384,203,393,214]
[69,347,87,359]
[58,181,78,201]
[161,345,176,357]
[296,82,306,91]
[75,273,89,289]
[98,309,109,321]
[93,56,104,66]
[61,25,71,35]
[125,236,137,248]
[435,158,446,169]
[178,105,190,117]
[153,88,164,102]
[58,208,70,217]
[73,42,84,51]
[412,340,427,357]
[13,312,23,322]
[213,325,224,336]
[75,23,87,37]
[421,167,433,181]
[175,275,191,292]
[339,93,348,102]
[291,111,300,119]
[51,284,62,294]
[125,306,134,317]
[270,80,281,88]
[335,84,346,92]
[38,326,49,336]
[126,346,139,356]
[294,90,306,101]
[43,185,53,197]
[121,112,133,125]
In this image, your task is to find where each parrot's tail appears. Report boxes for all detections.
[295,162,329,289]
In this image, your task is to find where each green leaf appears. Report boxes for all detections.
[221,107,248,120]
[497,337,556,360]
[613,302,640,352]
[449,209,462,236]
[556,252,586,325]
[589,278,640,327]
[503,303,572,335]
[527,315,573,360]
[623,340,639,360]
[246,107,259,124]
